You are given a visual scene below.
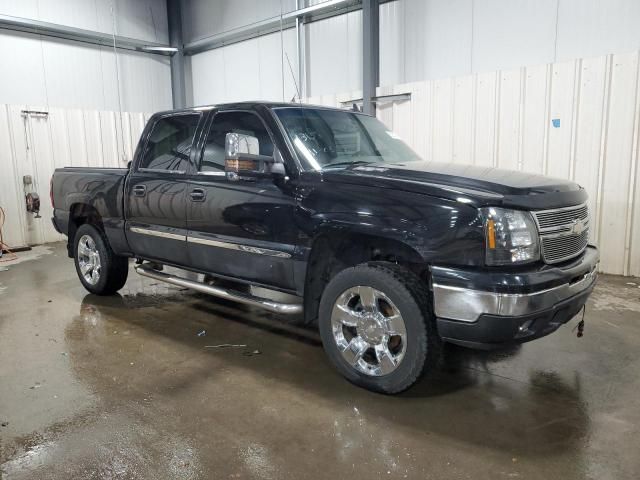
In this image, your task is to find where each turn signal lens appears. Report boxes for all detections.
[487,219,496,249]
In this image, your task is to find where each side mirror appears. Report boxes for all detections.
[225,132,275,181]
[127,160,132,169]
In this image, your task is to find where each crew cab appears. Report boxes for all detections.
[51,102,599,393]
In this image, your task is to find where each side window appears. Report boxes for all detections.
[200,111,274,173]
[139,114,200,172]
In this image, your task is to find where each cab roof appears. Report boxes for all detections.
[155,101,367,117]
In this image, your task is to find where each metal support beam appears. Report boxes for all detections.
[167,0,186,108]
[0,13,174,55]
[184,0,362,56]
[362,0,379,115]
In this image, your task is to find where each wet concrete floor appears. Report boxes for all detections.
[1,242,639,479]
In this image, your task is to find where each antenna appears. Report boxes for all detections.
[285,52,302,103]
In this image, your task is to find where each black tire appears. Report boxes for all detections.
[318,262,441,394]
[73,223,129,295]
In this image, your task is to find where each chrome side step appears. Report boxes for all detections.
[134,264,303,315]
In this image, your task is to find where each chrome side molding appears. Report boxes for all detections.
[129,227,186,241]
[129,226,292,259]
[134,264,303,314]
[187,236,292,258]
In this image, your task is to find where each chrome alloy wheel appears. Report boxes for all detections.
[331,286,407,376]
[77,234,101,285]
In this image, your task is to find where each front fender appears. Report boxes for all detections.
[308,209,485,267]
[297,180,485,267]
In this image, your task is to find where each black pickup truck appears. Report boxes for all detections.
[51,102,599,393]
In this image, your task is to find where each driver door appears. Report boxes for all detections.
[186,110,298,290]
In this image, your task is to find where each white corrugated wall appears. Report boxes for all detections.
[0,105,152,249]
[0,1,171,252]
[307,51,640,277]
[190,28,300,106]
[379,0,640,86]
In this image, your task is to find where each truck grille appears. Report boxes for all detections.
[532,203,590,264]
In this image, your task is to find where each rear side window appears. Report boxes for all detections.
[139,114,200,172]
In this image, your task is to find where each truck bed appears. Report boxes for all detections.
[51,167,129,256]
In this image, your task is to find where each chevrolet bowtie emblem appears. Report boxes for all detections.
[570,218,587,235]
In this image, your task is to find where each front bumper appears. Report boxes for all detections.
[431,246,599,349]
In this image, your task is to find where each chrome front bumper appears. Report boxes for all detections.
[433,264,598,323]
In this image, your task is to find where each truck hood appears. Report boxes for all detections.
[321,161,587,210]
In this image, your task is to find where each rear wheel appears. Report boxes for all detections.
[318,262,441,394]
[74,224,129,295]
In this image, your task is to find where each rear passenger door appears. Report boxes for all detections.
[125,112,203,265]
[186,109,298,290]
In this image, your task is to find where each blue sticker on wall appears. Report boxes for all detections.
[552,118,560,128]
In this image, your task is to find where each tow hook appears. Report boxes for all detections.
[573,306,586,338]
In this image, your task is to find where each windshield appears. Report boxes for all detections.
[274,107,422,171]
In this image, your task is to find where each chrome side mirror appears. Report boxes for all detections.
[225,132,275,181]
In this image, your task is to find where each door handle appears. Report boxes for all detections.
[190,188,206,202]
[132,185,147,197]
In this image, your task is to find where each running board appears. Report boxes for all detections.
[134,264,303,315]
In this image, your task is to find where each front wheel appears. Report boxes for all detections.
[318,262,441,394]
[74,223,129,295]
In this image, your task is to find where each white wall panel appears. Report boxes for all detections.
[0,107,27,249]
[380,0,473,86]
[223,40,262,101]
[0,31,49,107]
[597,52,639,275]
[573,56,607,242]
[409,81,431,161]
[191,29,298,105]
[452,76,474,164]
[182,0,297,44]
[379,0,640,86]
[65,110,89,167]
[0,32,171,112]
[0,105,151,248]
[472,0,557,74]
[473,72,498,167]
[27,110,58,245]
[556,0,640,63]
[183,1,363,100]
[190,48,227,105]
[379,0,405,87]
[546,60,578,179]
[431,79,454,163]
[0,0,168,43]
[521,64,550,174]
[496,69,522,171]
[306,10,362,97]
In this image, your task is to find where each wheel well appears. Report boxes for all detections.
[67,203,104,257]
[303,232,427,325]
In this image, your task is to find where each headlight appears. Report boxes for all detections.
[481,207,540,265]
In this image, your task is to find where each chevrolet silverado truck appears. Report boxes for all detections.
[51,102,599,393]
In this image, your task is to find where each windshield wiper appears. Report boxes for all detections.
[323,160,375,169]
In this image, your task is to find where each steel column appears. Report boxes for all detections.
[167,0,187,108]
[362,0,379,115]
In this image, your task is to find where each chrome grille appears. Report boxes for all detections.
[532,203,590,264]
[535,204,589,229]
